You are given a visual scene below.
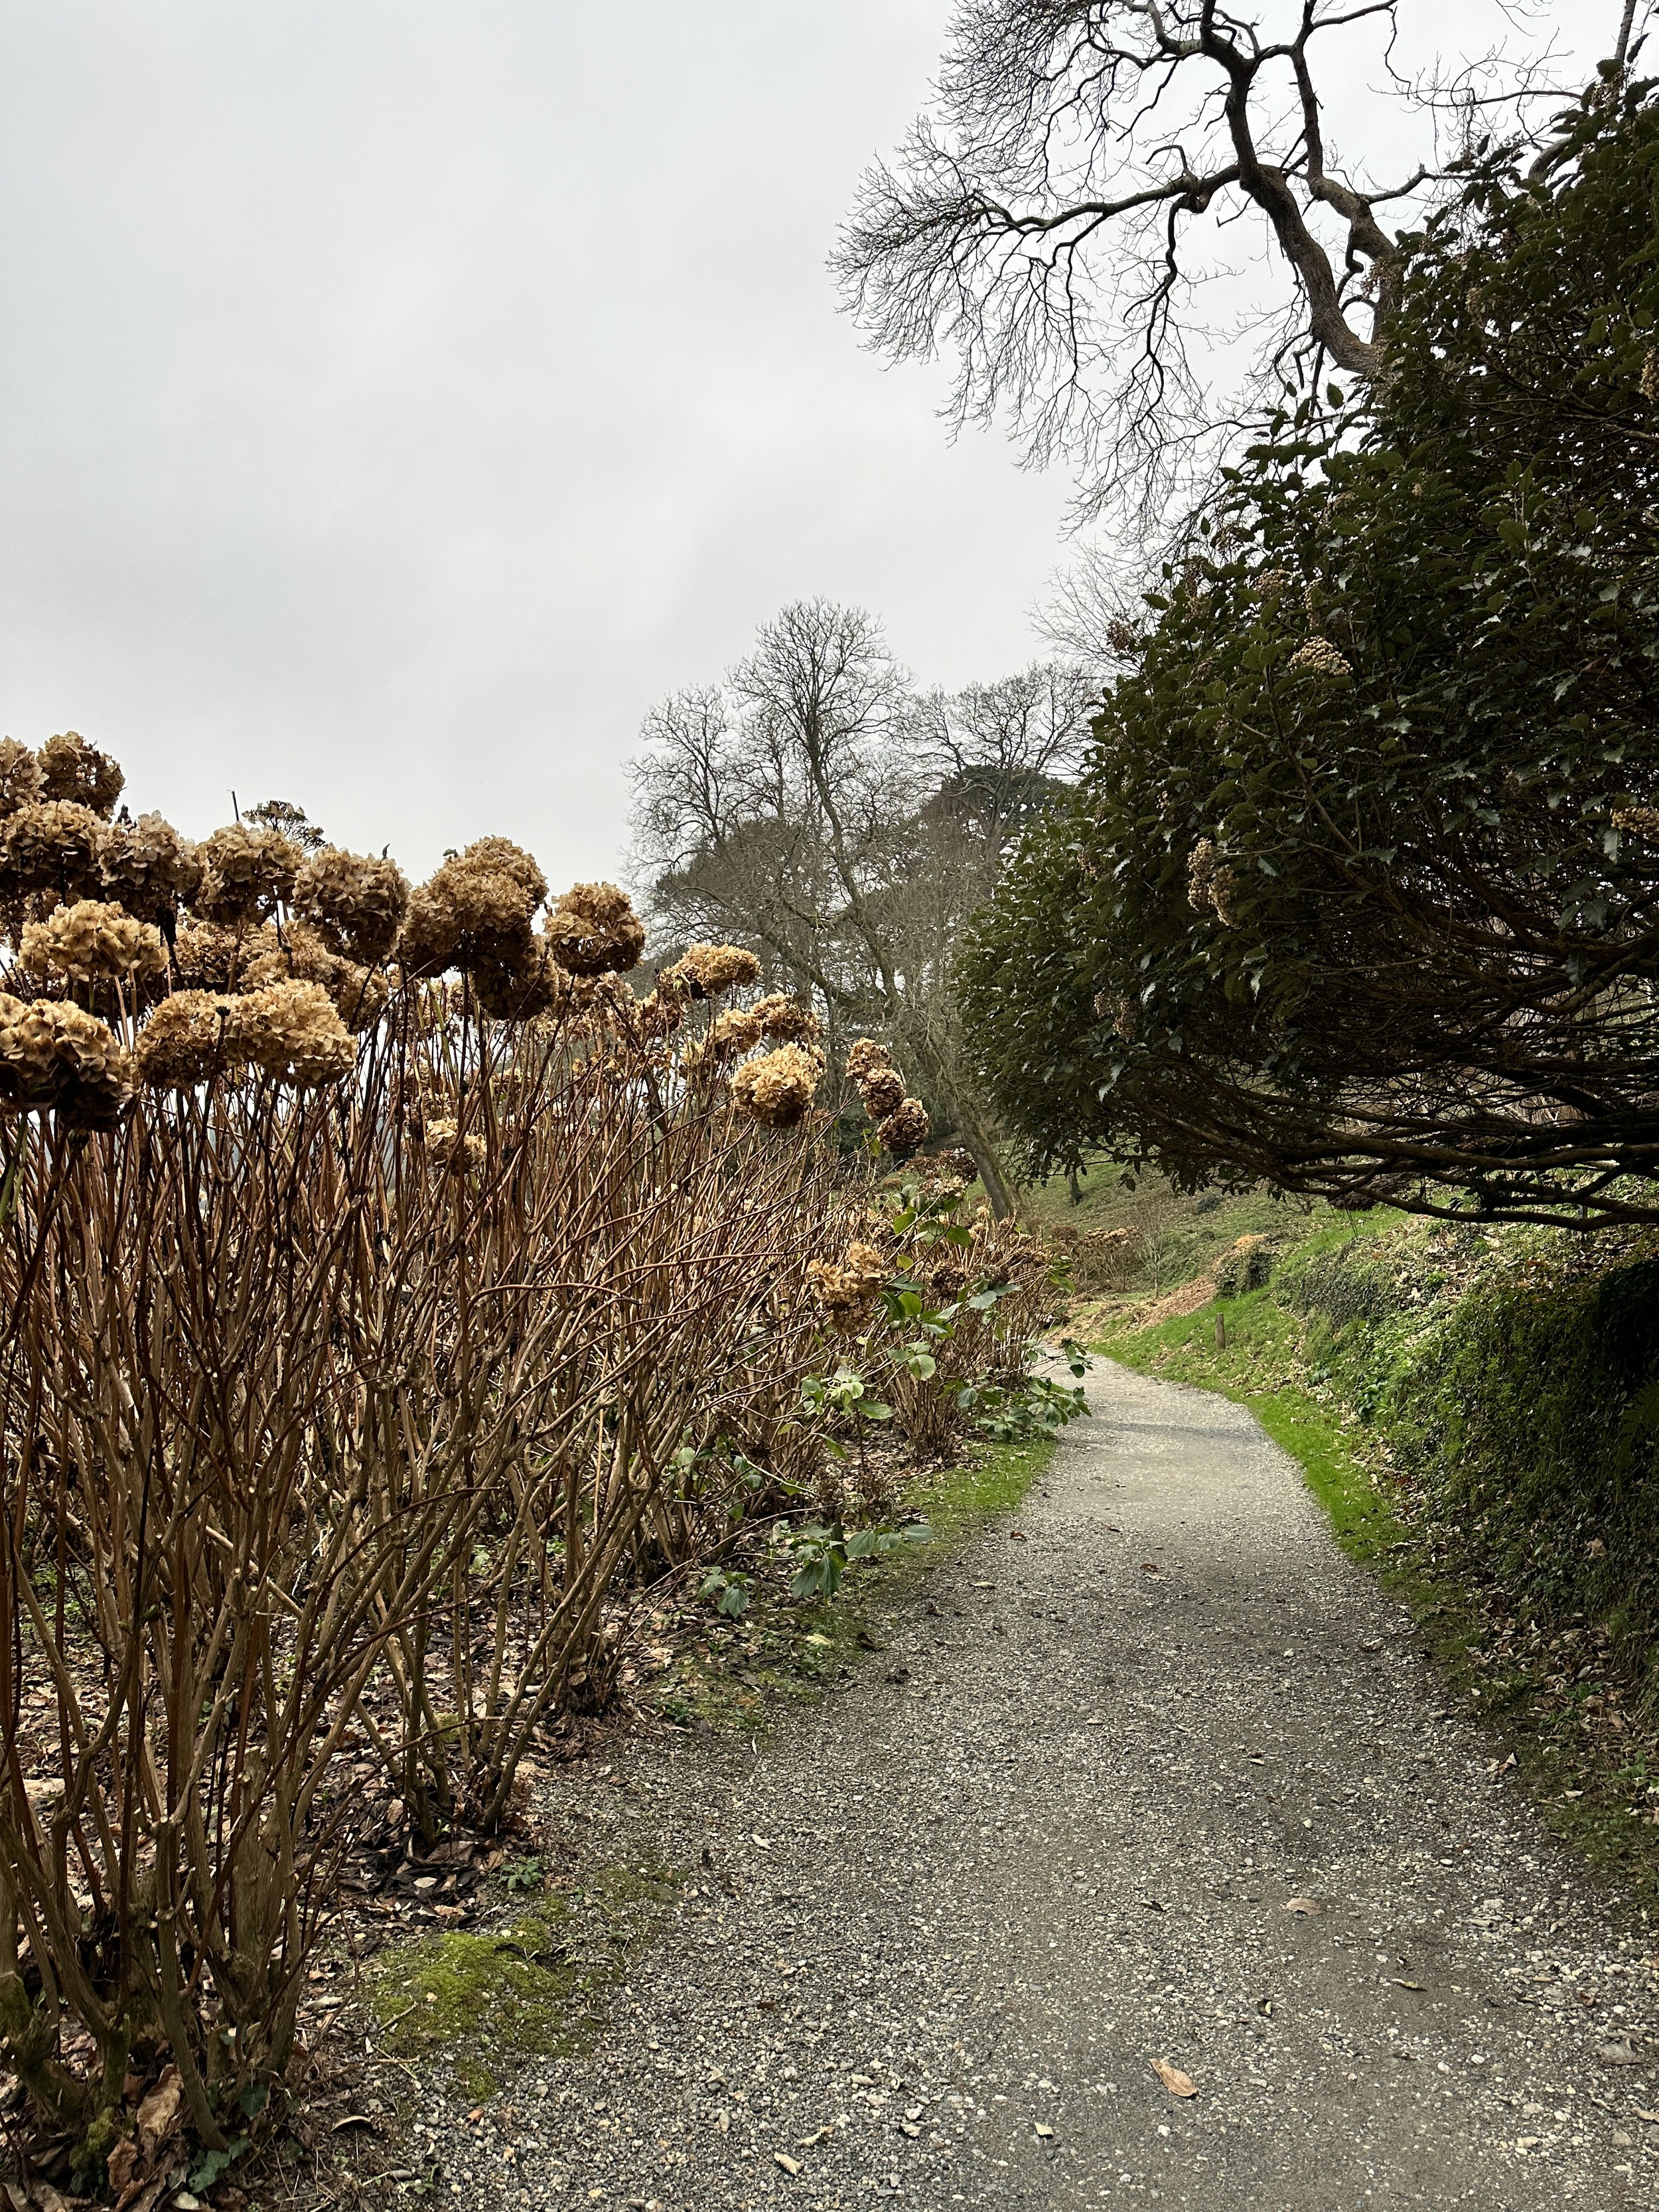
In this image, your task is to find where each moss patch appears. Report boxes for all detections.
[366,1860,681,2097]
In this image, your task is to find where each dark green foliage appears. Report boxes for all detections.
[1390,1257,1659,1684]
[962,81,1659,1227]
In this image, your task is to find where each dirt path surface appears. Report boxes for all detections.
[425,1362,1658,2208]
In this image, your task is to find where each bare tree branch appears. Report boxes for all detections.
[832,1,1593,526]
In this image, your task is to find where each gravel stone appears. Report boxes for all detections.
[401,1361,1658,2207]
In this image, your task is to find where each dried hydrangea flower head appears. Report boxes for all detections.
[806,1259,867,1320]
[638,987,686,1042]
[663,942,762,999]
[99,813,202,917]
[240,919,389,1033]
[543,881,647,976]
[471,950,570,1022]
[806,1239,888,1325]
[169,919,244,994]
[458,836,547,909]
[293,847,411,963]
[749,992,822,1046]
[233,979,357,1088]
[0,800,106,902]
[37,732,125,819]
[193,824,304,924]
[397,844,542,977]
[133,990,249,1089]
[1611,803,1659,840]
[875,1096,930,1157]
[0,996,134,1126]
[857,1065,905,1120]
[730,1042,821,1130]
[564,971,642,1038]
[19,900,168,988]
[710,1007,763,1057]
[0,741,42,818]
[420,1116,486,1175]
[1287,636,1351,681]
[844,1037,894,1084]
[930,1146,979,1184]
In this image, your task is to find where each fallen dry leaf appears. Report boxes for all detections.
[1149,2057,1197,2098]
[1392,1978,1427,1992]
[1285,1897,1322,1916]
[137,2065,182,2156]
[795,2126,833,2148]
[115,2183,167,2212]
[106,2138,138,2195]
[1634,2105,1658,2123]
[773,2151,802,2175]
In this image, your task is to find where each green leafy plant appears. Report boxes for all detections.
[697,1566,755,1619]
[773,1518,932,1602]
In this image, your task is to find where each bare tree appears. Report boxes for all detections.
[629,603,1094,1215]
[831,1,1591,525]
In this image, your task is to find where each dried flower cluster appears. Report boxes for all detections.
[0,993,134,1126]
[875,1096,931,1156]
[1187,837,1238,927]
[0,800,106,899]
[1611,803,1659,840]
[749,991,823,1045]
[1288,636,1352,681]
[19,899,167,988]
[806,1237,889,1324]
[0,739,43,815]
[38,731,125,817]
[234,979,358,1088]
[843,1036,930,1155]
[241,919,390,1033]
[399,838,545,979]
[664,942,762,999]
[421,1115,486,1174]
[293,846,410,962]
[544,881,646,976]
[731,1042,823,1129]
[133,990,244,1088]
[194,823,305,924]
[100,812,203,913]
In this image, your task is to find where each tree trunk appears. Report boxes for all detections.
[893,1031,1017,1220]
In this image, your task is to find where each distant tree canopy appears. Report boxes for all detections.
[960,78,1659,1230]
[628,601,1092,1214]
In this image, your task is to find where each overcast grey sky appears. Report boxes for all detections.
[0,2,1619,887]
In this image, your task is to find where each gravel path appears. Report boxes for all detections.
[415,1361,1658,2208]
